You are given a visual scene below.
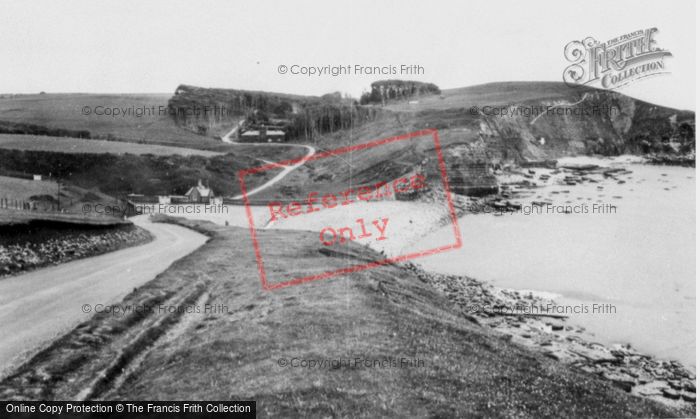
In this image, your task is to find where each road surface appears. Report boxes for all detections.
[220,125,316,200]
[0,215,207,378]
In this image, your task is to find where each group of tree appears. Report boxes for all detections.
[286,101,381,141]
[360,80,440,105]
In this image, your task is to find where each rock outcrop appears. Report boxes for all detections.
[474,85,695,162]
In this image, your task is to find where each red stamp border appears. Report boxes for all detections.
[238,128,462,290]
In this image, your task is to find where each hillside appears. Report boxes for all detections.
[0,93,312,170]
[167,81,693,203]
[0,149,277,199]
[0,93,302,202]
[168,84,384,142]
[0,217,686,417]
[357,81,695,161]
[0,134,219,156]
[383,81,588,111]
[2,82,691,209]
[0,93,230,149]
[167,84,317,137]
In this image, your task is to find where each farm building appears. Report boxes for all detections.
[239,126,286,143]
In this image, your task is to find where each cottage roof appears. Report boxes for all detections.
[185,180,213,197]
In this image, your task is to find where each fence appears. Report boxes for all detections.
[0,197,62,212]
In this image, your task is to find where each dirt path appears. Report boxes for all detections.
[0,215,207,379]
[221,124,315,200]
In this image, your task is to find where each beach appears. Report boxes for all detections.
[132,157,696,407]
[406,157,696,368]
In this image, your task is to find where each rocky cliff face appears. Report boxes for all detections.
[443,145,498,196]
[404,83,694,196]
[458,87,694,165]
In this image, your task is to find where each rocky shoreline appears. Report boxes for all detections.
[403,262,696,411]
[418,154,693,221]
[645,152,696,167]
[401,155,696,412]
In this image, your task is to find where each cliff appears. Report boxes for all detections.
[167,82,694,198]
[440,83,695,163]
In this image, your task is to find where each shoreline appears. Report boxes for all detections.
[374,156,696,409]
[0,215,682,416]
[368,202,697,407]
[81,155,695,410]
[402,261,696,408]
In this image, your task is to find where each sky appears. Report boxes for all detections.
[0,0,696,110]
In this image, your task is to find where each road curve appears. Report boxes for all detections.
[0,215,207,378]
[221,124,316,200]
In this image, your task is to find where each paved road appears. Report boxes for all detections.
[220,125,316,200]
[0,215,207,378]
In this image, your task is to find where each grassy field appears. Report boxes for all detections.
[0,149,278,199]
[0,217,686,417]
[0,93,315,165]
[0,134,220,156]
[228,143,311,163]
[382,81,590,112]
[0,93,220,149]
[0,175,128,215]
[0,175,58,200]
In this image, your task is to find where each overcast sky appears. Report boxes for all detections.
[1,0,695,110]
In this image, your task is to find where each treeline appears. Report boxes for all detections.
[167,84,383,141]
[360,80,441,105]
[169,85,300,117]
[167,85,310,134]
[286,101,382,141]
[0,120,91,139]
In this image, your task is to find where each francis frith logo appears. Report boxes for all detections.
[563,28,672,89]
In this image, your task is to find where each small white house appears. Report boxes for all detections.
[33,175,42,181]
